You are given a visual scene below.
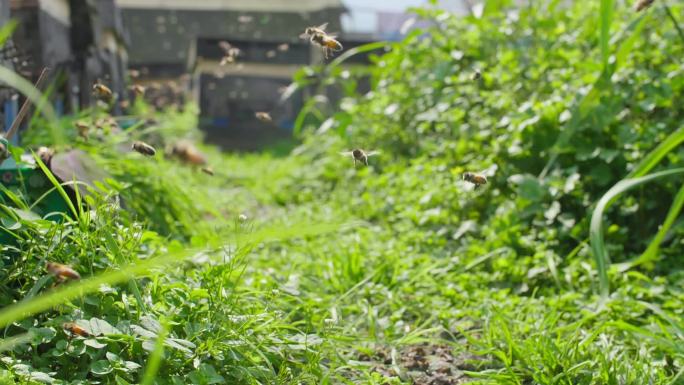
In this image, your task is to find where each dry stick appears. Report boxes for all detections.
[5,67,50,141]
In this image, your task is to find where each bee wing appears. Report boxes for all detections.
[366,151,380,157]
[317,22,329,32]
[339,151,354,157]
[480,164,498,177]
[299,32,309,40]
[218,41,232,52]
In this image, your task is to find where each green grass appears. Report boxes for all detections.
[1,1,684,384]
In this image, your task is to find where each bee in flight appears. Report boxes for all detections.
[300,23,343,59]
[218,41,241,65]
[340,149,379,167]
[132,141,156,156]
[74,121,89,140]
[462,172,488,189]
[169,141,207,165]
[36,146,54,165]
[129,84,145,98]
[201,166,214,176]
[62,322,91,338]
[300,23,329,39]
[310,33,343,59]
[255,112,272,123]
[46,262,81,282]
[471,69,482,81]
[92,82,113,102]
[634,0,654,12]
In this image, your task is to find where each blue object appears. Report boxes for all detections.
[4,97,18,146]
[54,99,64,117]
[212,117,230,129]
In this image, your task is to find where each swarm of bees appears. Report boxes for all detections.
[132,141,157,156]
[255,112,272,123]
[92,82,113,102]
[46,262,81,282]
[219,41,241,65]
[635,0,655,11]
[340,149,379,167]
[300,23,343,59]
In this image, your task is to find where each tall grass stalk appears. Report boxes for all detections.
[140,319,169,385]
[590,168,684,296]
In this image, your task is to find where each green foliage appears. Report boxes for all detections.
[1,1,684,384]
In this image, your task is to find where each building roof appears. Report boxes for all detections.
[122,6,344,68]
[117,0,345,12]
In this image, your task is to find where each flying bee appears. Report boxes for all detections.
[218,41,240,65]
[634,0,654,11]
[237,15,254,24]
[132,141,156,156]
[129,84,146,97]
[46,262,81,281]
[218,40,233,52]
[471,69,482,81]
[300,23,329,39]
[128,69,140,79]
[0,141,8,162]
[255,112,272,123]
[201,166,214,176]
[169,141,207,165]
[92,82,113,102]
[62,322,91,338]
[463,172,488,189]
[277,43,289,52]
[310,33,343,59]
[266,50,277,59]
[75,121,89,139]
[36,146,54,165]
[340,149,380,167]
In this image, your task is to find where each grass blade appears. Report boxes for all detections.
[31,151,79,220]
[628,126,684,178]
[590,168,684,296]
[0,66,61,143]
[631,184,684,267]
[600,0,615,69]
[0,221,346,329]
[140,319,169,385]
[328,41,389,69]
[0,20,17,46]
[0,333,32,353]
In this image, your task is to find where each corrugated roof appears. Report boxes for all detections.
[116,0,345,12]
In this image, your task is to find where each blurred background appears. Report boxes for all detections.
[0,0,476,150]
